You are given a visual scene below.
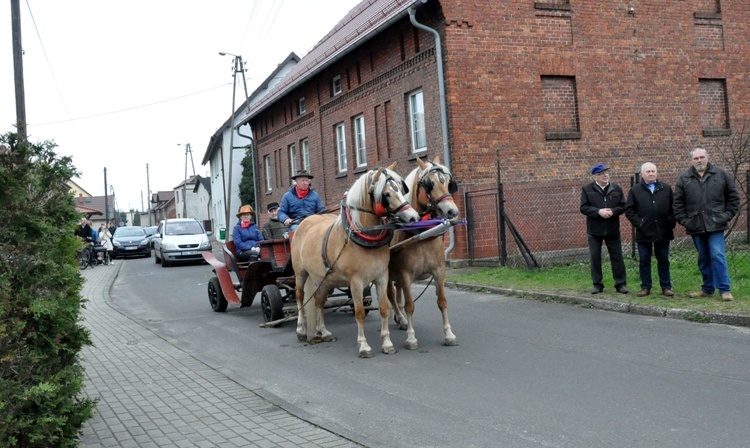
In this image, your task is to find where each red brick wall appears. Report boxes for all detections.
[250,0,750,261]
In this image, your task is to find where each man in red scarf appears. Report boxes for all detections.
[278,170,325,231]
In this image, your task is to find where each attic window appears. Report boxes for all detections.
[332,75,342,96]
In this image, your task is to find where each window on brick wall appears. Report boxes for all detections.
[301,138,310,171]
[288,143,298,177]
[699,78,731,137]
[298,97,306,115]
[335,123,348,173]
[541,75,581,140]
[694,0,721,19]
[408,90,426,153]
[353,115,367,168]
[332,75,342,96]
[264,155,272,192]
[534,0,571,11]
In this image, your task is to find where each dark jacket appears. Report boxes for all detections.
[625,180,676,242]
[674,162,740,235]
[262,218,288,239]
[580,181,626,237]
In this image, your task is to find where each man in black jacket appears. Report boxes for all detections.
[674,148,740,301]
[625,162,676,297]
[580,164,628,294]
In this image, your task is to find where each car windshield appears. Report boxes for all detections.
[115,228,146,237]
[165,221,204,236]
[144,226,157,236]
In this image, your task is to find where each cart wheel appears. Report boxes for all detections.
[208,277,228,312]
[261,285,284,323]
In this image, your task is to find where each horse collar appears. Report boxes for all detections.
[341,206,394,248]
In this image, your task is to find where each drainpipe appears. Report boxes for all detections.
[408,2,456,256]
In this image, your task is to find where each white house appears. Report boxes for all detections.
[200,52,300,240]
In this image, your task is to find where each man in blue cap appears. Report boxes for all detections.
[580,164,628,294]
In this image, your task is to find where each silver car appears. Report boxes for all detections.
[152,218,211,267]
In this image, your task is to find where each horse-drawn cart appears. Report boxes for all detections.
[202,236,372,326]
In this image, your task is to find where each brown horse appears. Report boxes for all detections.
[388,156,460,349]
[291,164,420,358]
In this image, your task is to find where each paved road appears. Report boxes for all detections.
[80,255,750,448]
[78,262,363,447]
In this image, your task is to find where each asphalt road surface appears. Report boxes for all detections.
[109,256,750,448]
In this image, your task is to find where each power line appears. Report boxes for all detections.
[26,84,231,127]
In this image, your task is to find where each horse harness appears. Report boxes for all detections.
[320,168,411,273]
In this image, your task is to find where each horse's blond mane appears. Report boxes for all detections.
[339,168,404,229]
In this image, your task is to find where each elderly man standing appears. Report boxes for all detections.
[674,148,740,301]
[625,162,676,297]
[580,164,628,294]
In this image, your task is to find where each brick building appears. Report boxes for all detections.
[238,0,750,263]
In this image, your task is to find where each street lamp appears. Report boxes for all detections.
[218,51,251,237]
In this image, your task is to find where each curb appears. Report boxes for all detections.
[443,281,750,328]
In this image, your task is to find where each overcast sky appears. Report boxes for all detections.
[1,0,361,212]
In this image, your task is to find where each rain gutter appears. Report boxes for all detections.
[408,1,455,256]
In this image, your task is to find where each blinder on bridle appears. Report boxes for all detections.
[368,168,411,216]
[420,165,458,197]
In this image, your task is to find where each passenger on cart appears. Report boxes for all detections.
[232,205,264,262]
[278,169,324,231]
[261,202,288,239]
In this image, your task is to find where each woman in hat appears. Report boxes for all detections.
[277,169,325,231]
[232,205,264,261]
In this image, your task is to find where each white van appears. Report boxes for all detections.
[152,218,211,267]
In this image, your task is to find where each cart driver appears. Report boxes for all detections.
[277,170,325,231]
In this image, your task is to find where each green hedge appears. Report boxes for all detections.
[0,133,95,447]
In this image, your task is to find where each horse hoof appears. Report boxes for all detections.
[297,333,307,343]
[382,346,397,355]
[397,323,407,331]
[443,339,459,347]
[405,341,418,350]
[359,350,374,358]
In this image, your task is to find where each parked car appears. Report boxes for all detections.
[152,218,211,267]
[111,226,151,259]
[144,225,158,248]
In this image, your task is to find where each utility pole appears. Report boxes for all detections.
[179,143,195,218]
[218,52,252,239]
[146,163,153,226]
[11,0,27,142]
[104,167,109,225]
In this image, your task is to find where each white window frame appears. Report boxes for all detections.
[264,155,272,191]
[335,123,347,173]
[288,143,298,177]
[408,89,426,153]
[301,138,310,171]
[332,75,342,96]
[298,97,306,115]
[353,115,367,167]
